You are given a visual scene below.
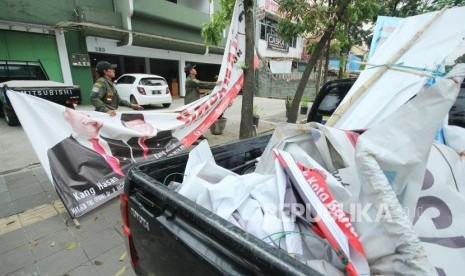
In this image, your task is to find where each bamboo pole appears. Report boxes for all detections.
[354,61,441,78]
[326,7,448,127]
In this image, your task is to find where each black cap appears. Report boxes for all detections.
[184,63,196,75]
[96,61,117,71]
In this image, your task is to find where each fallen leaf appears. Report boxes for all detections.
[30,240,38,246]
[7,221,16,226]
[119,251,127,261]
[114,266,126,276]
[66,242,77,250]
[50,242,56,247]
[93,260,104,266]
[93,217,98,222]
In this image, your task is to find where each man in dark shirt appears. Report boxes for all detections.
[90,60,143,116]
[184,63,222,105]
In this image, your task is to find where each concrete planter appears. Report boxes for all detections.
[252,116,260,127]
[210,117,227,135]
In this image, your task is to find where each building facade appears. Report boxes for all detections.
[256,0,305,76]
[0,0,225,104]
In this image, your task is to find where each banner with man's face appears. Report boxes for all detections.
[7,0,248,218]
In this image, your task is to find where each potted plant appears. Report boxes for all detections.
[300,97,309,115]
[285,96,293,118]
[209,113,227,135]
[252,104,261,127]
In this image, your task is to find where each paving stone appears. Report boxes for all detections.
[6,263,40,276]
[91,244,136,276]
[69,213,112,240]
[38,180,54,193]
[0,244,34,276]
[80,227,124,260]
[8,184,44,201]
[44,190,60,202]
[30,228,76,260]
[5,173,36,189]
[36,246,88,276]
[0,201,17,219]
[0,176,7,193]
[31,167,48,182]
[0,215,22,235]
[23,215,67,241]
[0,191,11,205]
[100,205,122,226]
[64,261,99,276]
[3,170,34,182]
[13,192,52,214]
[0,227,27,254]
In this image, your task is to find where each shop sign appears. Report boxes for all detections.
[267,33,289,53]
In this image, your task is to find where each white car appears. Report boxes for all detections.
[114,74,172,107]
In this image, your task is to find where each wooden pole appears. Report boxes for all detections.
[326,7,448,127]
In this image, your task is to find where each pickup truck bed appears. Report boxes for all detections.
[122,134,320,276]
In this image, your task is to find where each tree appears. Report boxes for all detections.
[202,0,256,139]
[278,0,382,123]
[380,0,465,17]
[456,52,465,64]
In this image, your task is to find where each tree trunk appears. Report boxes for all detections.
[315,58,322,97]
[323,40,330,84]
[338,51,344,78]
[239,0,255,139]
[287,0,352,123]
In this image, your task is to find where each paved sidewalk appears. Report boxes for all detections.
[0,96,308,276]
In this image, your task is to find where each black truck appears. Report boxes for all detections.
[0,60,81,126]
[121,78,465,275]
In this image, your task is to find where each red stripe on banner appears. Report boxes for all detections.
[180,75,244,147]
[176,33,240,125]
[273,150,360,276]
[343,130,361,148]
[297,163,366,257]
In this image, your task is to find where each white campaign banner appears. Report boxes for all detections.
[331,6,465,129]
[6,0,248,218]
[254,64,465,274]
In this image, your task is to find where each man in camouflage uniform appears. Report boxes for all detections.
[90,61,143,116]
[184,63,222,105]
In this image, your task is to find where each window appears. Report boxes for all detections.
[0,62,47,82]
[117,75,136,84]
[139,78,167,86]
[259,17,297,48]
[318,88,345,116]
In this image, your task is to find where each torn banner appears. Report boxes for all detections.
[6,0,247,218]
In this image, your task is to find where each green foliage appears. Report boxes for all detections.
[300,97,310,107]
[278,0,382,54]
[253,104,261,118]
[201,0,236,46]
[285,96,293,111]
[380,0,462,17]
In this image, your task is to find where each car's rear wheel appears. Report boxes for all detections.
[130,95,138,105]
[162,103,171,108]
[2,105,20,126]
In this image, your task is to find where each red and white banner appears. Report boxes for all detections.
[6,0,247,218]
